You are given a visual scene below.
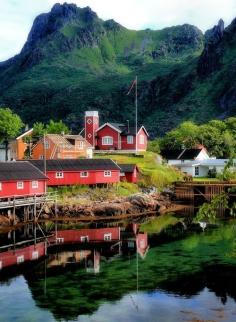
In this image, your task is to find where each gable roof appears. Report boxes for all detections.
[179,149,204,160]
[29,159,121,172]
[96,123,148,136]
[118,164,138,173]
[16,128,33,140]
[161,149,183,160]
[161,148,204,160]
[0,161,47,181]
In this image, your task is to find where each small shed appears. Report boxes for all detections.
[118,164,139,183]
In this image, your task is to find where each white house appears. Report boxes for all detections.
[171,159,234,178]
[161,147,210,166]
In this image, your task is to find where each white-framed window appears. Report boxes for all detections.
[32,251,39,260]
[80,171,88,178]
[17,181,24,190]
[32,181,38,189]
[39,155,44,160]
[139,134,145,144]
[104,233,112,241]
[0,182,2,191]
[195,166,199,176]
[78,141,84,149]
[17,255,24,264]
[0,261,2,270]
[45,141,50,149]
[104,170,111,177]
[56,237,64,244]
[81,236,89,242]
[102,136,113,145]
[127,135,133,144]
[55,172,64,179]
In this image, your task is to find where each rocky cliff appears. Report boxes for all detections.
[0,3,235,136]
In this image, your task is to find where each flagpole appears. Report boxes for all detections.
[135,75,138,155]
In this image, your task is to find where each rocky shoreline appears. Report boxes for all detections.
[0,193,175,228]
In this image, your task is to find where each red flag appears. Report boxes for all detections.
[127,78,137,95]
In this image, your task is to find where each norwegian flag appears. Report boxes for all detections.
[127,78,137,95]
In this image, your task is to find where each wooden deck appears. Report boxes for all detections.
[175,180,236,201]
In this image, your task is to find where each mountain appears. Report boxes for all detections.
[0,3,235,137]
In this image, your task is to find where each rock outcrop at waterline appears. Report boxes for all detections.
[0,193,174,228]
[45,193,172,219]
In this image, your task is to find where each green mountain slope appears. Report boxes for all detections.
[0,3,235,137]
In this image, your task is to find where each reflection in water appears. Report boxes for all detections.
[1,218,236,321]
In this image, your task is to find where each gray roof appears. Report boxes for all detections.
[118,164,137,173]
[0,161,47,181]
[29,159,120,172]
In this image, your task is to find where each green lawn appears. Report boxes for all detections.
[95,152,182,188]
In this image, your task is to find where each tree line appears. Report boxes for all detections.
[149,118,236,158]
[0,107,70,160]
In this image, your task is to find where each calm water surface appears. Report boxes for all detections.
[1,218,236,322]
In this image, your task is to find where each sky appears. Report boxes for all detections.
[1,0,236,62]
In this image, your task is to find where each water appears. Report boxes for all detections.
[1,218,236,322]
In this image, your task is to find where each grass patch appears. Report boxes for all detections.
[95,151,182,188]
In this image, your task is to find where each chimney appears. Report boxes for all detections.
[85,111,99,147]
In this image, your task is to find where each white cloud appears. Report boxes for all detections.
[1,0,236,61]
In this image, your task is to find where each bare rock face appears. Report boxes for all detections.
[197,19,225,77]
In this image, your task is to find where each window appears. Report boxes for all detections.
[56,237,64,244]
[104,171,111,177]
[32,181,38,189]
[195,166,199,176]
[0,182,2,191]
[127,135,133,144]
[32,251,39,260]
[81,236,89,242]
[80,171,88,178]
[17,255,24,264]
[139,135,145,144]
[17,181,24,190]
[45,141,50,149]
[78,141,84,149]
[39,155,44,160]
[104,233,112,241]
[102,136,113,145]
[0,261,2,270]
[55,172,64,179]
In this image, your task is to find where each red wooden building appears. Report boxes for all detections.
[29,159,121,186]
[55,227,120,244]
[0,242,46,270]
[0,161,47,199]
[119,164,139,183]
[85,111,148,152]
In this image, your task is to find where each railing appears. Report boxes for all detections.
[0,192,57,209]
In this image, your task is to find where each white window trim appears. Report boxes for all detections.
[139,134,145,144]
[0,182,2,191]
[104,233,112,241]
[102,136,113,146]
[81,236,89,242]
[55,172,64,179]
[127,135,133,144]
[32,181,38,189]
[104,170,111,177]
[195,166,199,176]
[17,255,24,264]
[32,251,39,260]
[17,181,24,190]
[80,171,88,178]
